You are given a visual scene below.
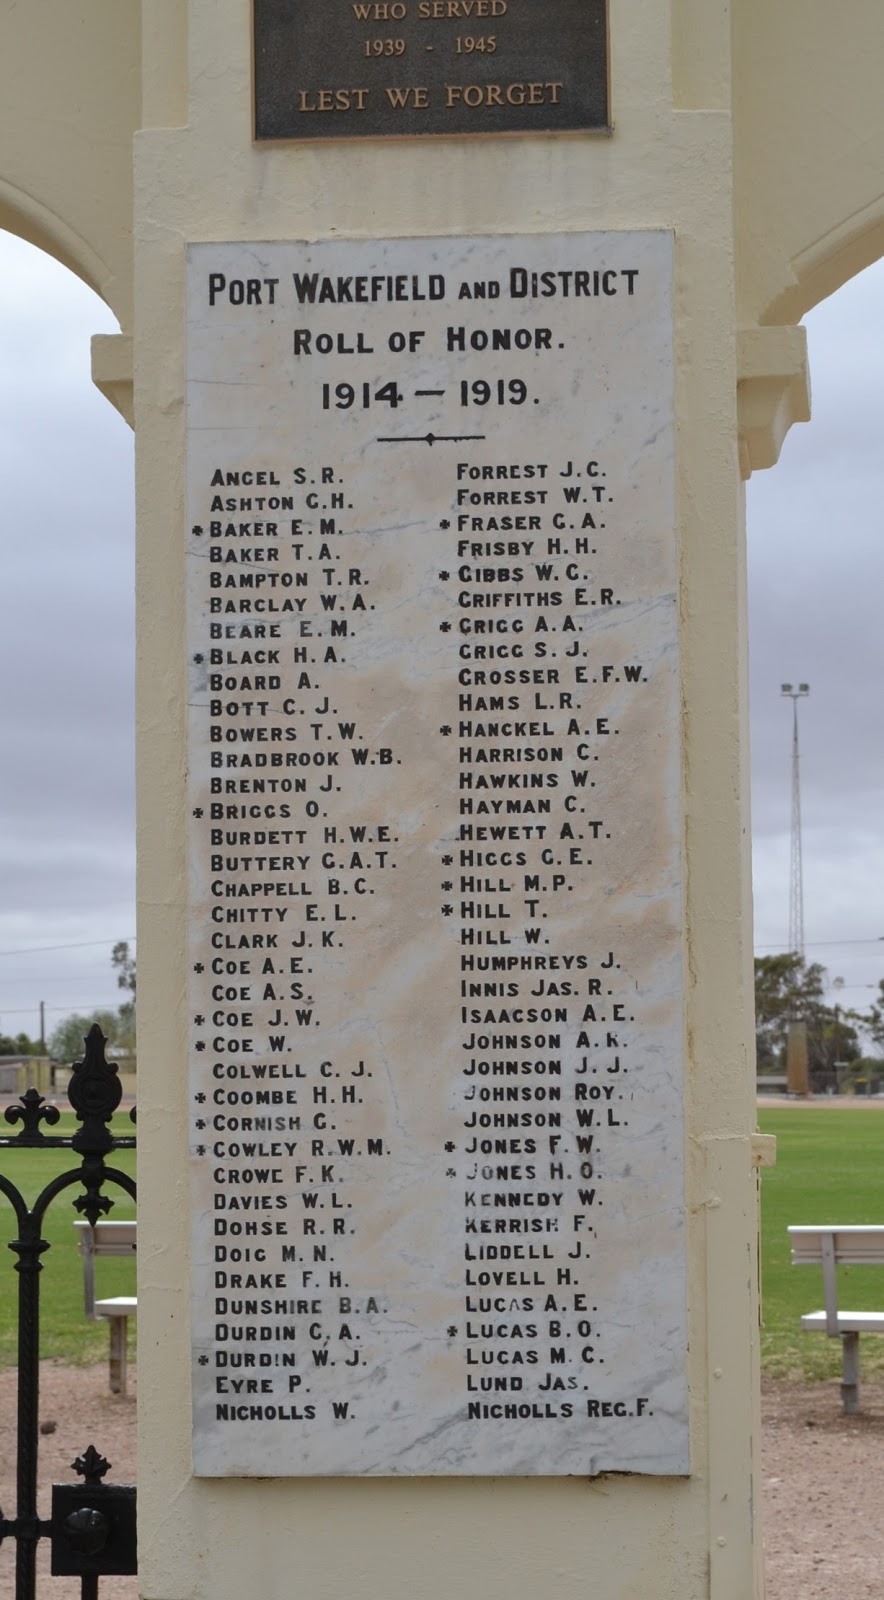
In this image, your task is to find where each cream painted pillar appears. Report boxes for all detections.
[1,2,884,1594]
[134,1,761,1594]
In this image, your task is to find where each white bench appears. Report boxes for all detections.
[788,1225,884,1412]
[74,1219,137,1395]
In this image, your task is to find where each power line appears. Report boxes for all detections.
[2,972,131,985]
[756,938,884,951]
[781,682,809,958]
[0,936,136,959]
[0,1003,126,1016]
[4,974,128,986]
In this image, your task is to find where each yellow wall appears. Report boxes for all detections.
[135,1,758,1592]
[0,1,138,325]
[2,1,884,1595]
[735,0,884,328]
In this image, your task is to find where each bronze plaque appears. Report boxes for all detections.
[253,0,608,140]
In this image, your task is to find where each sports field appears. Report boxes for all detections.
[0,1104,882,1379]
[0,1113,136,1367]
[758,1103,884,1379]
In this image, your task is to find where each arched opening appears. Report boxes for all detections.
[749,256,884,1049]
[0,228,135,1049]
[0,178,122,321]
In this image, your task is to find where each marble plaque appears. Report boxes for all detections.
[186,232,687,1477]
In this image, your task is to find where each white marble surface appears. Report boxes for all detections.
[185,232,686,1476]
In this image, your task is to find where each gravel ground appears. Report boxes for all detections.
[0,1362,138,1600]
[2,1365,883,1597]
[762,1377,884,1598]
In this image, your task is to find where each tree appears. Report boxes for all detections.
[49,1010,124,1065]
[112,939,136,1000]
[0,1030,40,1056]
[841,1055,884,1093]
[754,954,860,1085]
[863,978,884,1057]
[111,939,136,1054]
[810,1007,861,1080]
[754,954,825,1071]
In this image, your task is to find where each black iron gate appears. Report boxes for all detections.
[0,1025,137,1597]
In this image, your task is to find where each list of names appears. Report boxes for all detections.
[186,232,688,1476]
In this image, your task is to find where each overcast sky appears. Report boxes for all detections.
[0,233,134,1046]
[747,258,884,1018]
[0,229,882,1049]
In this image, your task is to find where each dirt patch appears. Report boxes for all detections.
[762,1377,884,1598]
[0,1362,137,1599]
[2,1365,883,1596]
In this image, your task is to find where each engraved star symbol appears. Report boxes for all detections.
[440,726,451,736]
[192,525,203,536]
[195,1041,205,1052]
[440,520,450,530]
[192,808,203,818]
[441,905,453,916]
[439,571,450,581]
[440,622,452,633]
[194,963,204,973]
[195,1093,206,1103]
[447,1326,457,1338]
[444,1141,455,1152]
[442,855,453,866]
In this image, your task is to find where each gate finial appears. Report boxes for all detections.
[69,1025,122,1157]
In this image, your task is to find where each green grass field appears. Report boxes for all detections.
[0,1115,136,1367]
[1,1104,882,1380]
[758,1105,884,1379]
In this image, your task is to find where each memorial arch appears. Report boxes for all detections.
[2,3,884,1596]
[733,0,884,471]
[2,4,883,454]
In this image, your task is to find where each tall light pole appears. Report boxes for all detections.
[781,682,810,959]
[781,682,810,1095]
